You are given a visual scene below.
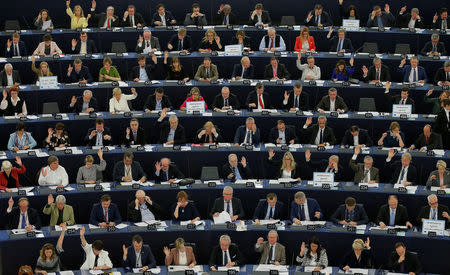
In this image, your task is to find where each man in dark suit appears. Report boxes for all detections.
[302,116,337,145]
[362,57,391,82]
[151,4,176,26]
[167,28,192,53]
[282,81,309,111]
[144,87,172,113]
[305,4,333,27]
[397,7,424,28]
[123,235,156,271]
[155,111,186,145]
[290,191,323,224]
[154,157,185,183]
[5,197,41,230]
[433,99,450,149]
[68,90,98,113]
[135,30,161,53]
[305,149,343,181]
[341,126,373,147]
[388,242,422,274]
[210,186,245,220]
[385,150,417,185]
[376,195,412,228]
[70,32,97,54]
[184,3,208,26]
[209,235,244,270]
[317,88,348,113]
[90,3,119,28]
[263,57,290,80]
[434,61,450,86]
[432,8,449,30]
[416,194,450,228]
[366,4,396,27]
[89,194,122,227]
[212,86,240,111]
[129,55,157,82]
[249,3,271,26]
[397,57,428,83]
[113,152,147,182]
[246,82,272,110]
[349,146,380,183]
[253,193,284,223]
[234,117,261,145]
[385,82,416,113]
[327,28,354,53]
[214,4,238,25]
[222,154,252,181]
[127,190,162,222]
[64,59,93,84]
[121,5,145,27]
[331,197,369,225]
[85,118,113,146]
[123,118,147,146]
[269,120,297,144]
[0,64,21,86]
[231,56,254,80]
[420,34,447,56]
[4,33,27,57]
[409,124,443,151]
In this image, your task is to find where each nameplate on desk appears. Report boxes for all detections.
[192,110,201,115]
[144,80,152,86]
[442,85,449,90]
[261,110,270,115]
[144,271,152,275]
[274,51,281,57]
[436,189,446,196]
[147,224,157,231]
[196,25,204,30]
[422,219,445,236]
[227,110,235,116]
[227,269,237,275]
[426,150,435,156]
[227,223,237,230]
[359,184,369,191]
[242,51,249,56]
[137,146,145,151]
[21,56,28,61]
[39,76,58,89]
[209,51,218,56]
[427,231,437,237]
[132,183,141,189]
[89,113,97,118]
[280,145,289,151]
[186,224,196,230]
[387,228,397,235]
[27,151,36,156]
[19,116,28,121]
[407,83,416,88]
[354,273,363,275]
[54,114,62,120]
[330,111,339,117]
[296,110,303,116]
[266,223,276,230]
[94,184,103,191]
[269,270,279,275]
[170,182,179,188]
[347,226,356,232]
[246,182,255,188]
[111,81,119,86]
[242,79,251,84]
[397,187,407,193]
[18,189,26,196]
[207,182,217,187]
[378,27,385,32]
[283,182,293,188]
[52,54,60,59]
[106,226,116,232]
[123,112,132,117]
[244,145,254,150]
[67,228,76,234]
[26,231,36,238]
[321,183,331,190]
[392,104,412,118]
[369,53,376,58]
[173,145,181,151]
[342,81,350,86]
[56,187,65,193]
[102,147,109,152]
[364,113,373,118]
[317,146,326,151]
[257,25,264,30]
[307,224,316,231]
[78,82,87,87]
[209,144,218,150]
[400,114,408,119]
[304,51,312,56]
[432,55,440,60]
[276,80,284,85]
[408,27,416,33]
[308,80,316,86]
[312,271,320,275]
[85,53,92,58]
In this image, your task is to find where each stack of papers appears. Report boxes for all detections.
[134,220,168,228]
[180,220,204,226]
[370,225,407,230]
[133,267,161,274]
[393,184,418,193]
[213,211,232,224]
[255,264,288,272]
[0,151,6,159]
[115,223,129,229]
[218,267,240,271]
[168,265,203,272]
[304,266,332,273]
[431,186,450,193]
[54,146,83,154]
[255,219,280,225]
[160,179,181,185]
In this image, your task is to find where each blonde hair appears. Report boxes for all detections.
[352,239,365,250]
[39,62,53,77]
[437,160,447,169]
[280,152,296,171]
[74,5,85,17]
[203,121,214,130]
[1,161,12,171]
[175,237,185,249]
[112,87,122,96]
[299,27,310,41]
[85,155,94,164]
[202,29,217,42]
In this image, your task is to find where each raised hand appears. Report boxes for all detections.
[215,36,220,44]
[67,64,73,75]
[365,237,370,248]
[268,149,275,159]
[305,149,311,161]
[8,197,14,209]
[139,35,143,43]
[354,145,361,155]
[385,81,391,90]
[71,96,77,105]
[163,246,170,256]
[66,1,70,8]
[122,244,128,257]
[349,57,354,67]
[307,12,313,21]
[97,149,103,159]
[91,0,96,10]
[90,130,97,138]
[155,161,162,172]
[388,148,395,159]
[80,226,85,236]
[2,89,7,100]
[6,39,12,48]
[400,58,406,67]
[300,242,306,254]
[284,90,290,101]
[362,65,368,76]
[15,156,22,166]
[131,87,137,96]
[400,6,407,14]
[433,13,438,22]
[41,167,48,177]
[305,117,313,126]
[426,89,434,96]
[123,11,129,19]
[241,156,247,167]
[256,237,264,244]
[48,194,54,205]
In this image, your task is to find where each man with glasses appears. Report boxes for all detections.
[210,186,244,221]
[417,194,450,228]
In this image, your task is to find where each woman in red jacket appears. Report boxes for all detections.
[180,87,208,111]
[0,156,26,192]
[294,27,316,52]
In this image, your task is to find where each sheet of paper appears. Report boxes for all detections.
[255,264,288,272]
[218,266,240,271]
[304,266,332,273]
[55,225,80,231]
[358,183,379,188]
[168,265,203,272]
[213,211,232,224]
[430,187,450,193]
[88,224,100,229]
[134,222,148,227]
[393,184,418,193]
[115,223,128,229]
[59,271,74,275]
[294,221,326,226]
[89,270,104,275]
[256,219,280,225]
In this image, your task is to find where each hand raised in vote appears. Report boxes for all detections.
[268,149,275,159]
[122,244,128,257]
[48,194,54,205]
[163,246,170,257]
[8,197,14,209]
[15,156,22,166]
[71,96,77,105]
[71,39,77,48]
[256,237,264,244]
[41,167,48,177]
[2,89,7,100]
[284,90,290,101]
[155,161,162,172]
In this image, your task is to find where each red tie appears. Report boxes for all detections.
[107,19,111,28]
[104,208,108,222]
[273,67,277,78]
[270,39,274,49]
[426,136,429,145]
[258,95,264,109]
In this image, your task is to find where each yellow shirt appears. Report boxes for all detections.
[66,8,88,29]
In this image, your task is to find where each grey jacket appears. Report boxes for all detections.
[296,248,328,268]
[76,160,106,183]
[426,169,450,187]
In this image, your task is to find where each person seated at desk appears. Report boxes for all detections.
[209,235,244,270]
[305,150,343,181]
[99,57,121,82]
[304,4,333,27]
[34,9,53,31]
[43,194,75,226]
[259,27,286,52]
[109,87,137,114]
[340,238,373,271]
[296,55,321,80]
[127,190,162,222]
[269,120,297,145]
[302,116,337,145]
[89,194,122,227]
[85,118,113,146]
[155,111,186,145]
[113,152,147,183]
[214,4,238,25]
[341,125,373,147]
[210,186,245,221]
[294,27,316,52]
[326,28,354,53]
[417,194,450,228]
[296,236,328,271]
[385,82,415,113]
[338,0,359,21]
[31,56,53,82]
[89,2,119,28]
[255,230,286,265]
[331,197,369,225]
[44,122,71,150]
[4,32,27,58]
[376,195,413,228]
[33,34,62,56]
[388,242,422,274]
[184,3,207,26]
[249,3,271,27]
[76,150,106,184]
[136,30,161,53]
[121,5,145,27]
[167,28,192,53]
[5,197,41,230]
[79,226,113,270]
[432,7,449,30]
[0,64,21,86]
[0,157,25,192]
[397,56,427,83]
[212,86,240,111]
[264,57,290,80]
[222,154,251,181]
[283,81,310,111]
[163,53,190,82]
[123,118,147,146]
[290,191,322,225]
[35,225,66,274]
[426,160,450,188]
[164,238,196,267]
[122,235,156,272]
[316,87,348,113]
[267,150,302,181]
[246,82,272,110]
[434,99,450,149]
[154,157,185,183]
[70,31,98,54]
[434,61,450,87]
[366,4,395,28]
[65,59,93,84]
[152,4,176,26]
[171,191,200,223]
[362,57,391,83]
[180,87,208,111]
[253,193,284,223]
[385,150,417,186]
[38,156,69,187]
[194,57,219,82]
[7,122,37,151]
[349,146,380,183]
[331,58,355,82]
[199,29,223,52]
[1,86,27,116]
[69,90,97,114]
[231,56,254,80]
[378,121,405,148]
[144,87,173,112]
[196,121,222,143]
[409,124,443,151]
[421,33,447,56]
[66,0,90,29]
[129,55,157,82]
[397,7,424,29]
[230,30,252,50]
[234,117,261,146]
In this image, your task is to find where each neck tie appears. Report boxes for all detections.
[389,209,395,226]
[319,129,323,144]
[131,16,135,27]
[399,168,406,183]
[226,202,231,215]
[206,68,210,78]
[225,98,229,106]
[126,166,131,178]
[273,67,277,78]
[258,95,264,109]
[147,41,150,48]
[401,99,405,105]
[241,67,245,78]
[426,136,429,145]
[376,69,380,80]
[165,170,169,181]
[107,19,111,28]
[268,245,273,264]
[269,206,273,219]
[377,16,383,28]
[299,204,305,220]
[432,44,437,52]
[14,44,18,56]
[413,68,417,82]
[315,16,318,25]
[432,208,437,220]
[294,96,298,108]
[94,254,99,267]
[337,40,342,52]
[104,208,108,223]
[133,132,137,142]
[21,213,26,229]
[178,40,182,51]
[363,169,369,183]
[269,38,274,49]
[224,251,229,265]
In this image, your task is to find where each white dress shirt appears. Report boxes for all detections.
[277,130,286,144]
[109,94,137,113]
[296,60,321,80]
[301,202,311,221]
[257,94,265,110]
[38,165,69,186]
[408,67,418,83]
[80,243,113,270]
[314,128,324,145]
[124,164,133,180]
[0,97,27,115]
[178,251,187,265]
[223,200,234,216]
[329,99,336,111]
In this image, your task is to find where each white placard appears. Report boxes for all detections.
[342,19,360,31]
[225,44,243,56]
[39,76,58,89]
[313,172,334,187]
[392,104,412,117]
[422,219,445,235]
[186,101,205,114]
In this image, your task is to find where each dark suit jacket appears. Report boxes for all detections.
[249,10,271,25]
[121,13,146,27]
[366,12,395,27]
[305,10,333,26]
[234,125,261,145]
[245,92,272,109]
[263,64,290,80]
[113,160,147,182]
[388,250,422,273]
[89,202,122,225]
[420,41,447,56]
[432,18,449,29]
[135,37,161,53]
[341,129,373,147]
[209,244,244,267]
[268,126,297,144]
[302,125,337,145]
[253,200,284,220]
[397,13,424,28]
[4,41,27,57]
[122,127,147,145]
[168,34,193,52]
[290,199,323,221]
[151,11,176,26]
[5,207,41,229]
[70,40,97,54]
[214,12,239,25]
[65,66,93,83]
[154,164,185,182]
[127,201,162,222]
[84,126,112,146]
[416,204,450,228]
[385,93,416,113]
[0,70,21,86]
[434,67,450,85]
[209,197,245,219]
[222,163,252,180]
[316,95,348,112]
[349,159,380,183]
[155,120,186,144]
[340,249,373,269]
[386,160,418,185]
[330,204,369,225]
[267,158,302,179]
[283,91,309,111]
[196,128,222,143]
[306,159,344,181]
[129,62,156,81]
[412,132,443,150]
[426,169,450,187]
[171,201,200,221]
[91,12,119,28]
[231,64,255,79]
[397,65,428,83]
[68,96,98,113]
[433,109,450,143]
[376,204,410,226]
[144,94,172,111]
[212,93,240,110]
[363,64,391,82]
[328,37,354,52]
[123,245,156,268]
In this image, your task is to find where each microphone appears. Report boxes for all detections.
[354,45,365,54]
[22,16,31,30]
[376,264,384,275]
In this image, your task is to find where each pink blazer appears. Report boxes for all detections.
[165,246,196,266]
[33,41,62,56]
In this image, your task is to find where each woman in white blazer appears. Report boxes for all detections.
[426,160,450,188]
[109,87,137,114]
[33,34,62,56]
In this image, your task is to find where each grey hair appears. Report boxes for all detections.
[268,27,276,33]
[427,194,437,202]
[83,90,92,96]
[221,86,230,92]
[268,230,278,237]
[444,61,450,68]
[1,161,12,172]
[4,63,12,70]
[135,189,146,197]
[329,155,339,162]
[431,33,440,40]
[372,57,381,64]
[294,191,306,200]
[169,115,178,121]
[318,115,327,122]
[411,8,419,14]
[219,234,231,243]
[246,117,255,123]
[55,195,66,203]
[106,6,114,11]
[223,186,233,193]
[364,155,373,162]
[228,154,237,161]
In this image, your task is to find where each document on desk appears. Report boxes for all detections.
[180,220,205,226]
[89,270,104,275]
[255,264,288,272]
[213,211,232,224]
[218,266,240,271]
[393,184,418,193]
[293,221,326,226]
[304,266,332,273]
[55,225,81,231]
[431,187,450,193]
[256,219,280,225]
[115,223,128,229]
[168,265,203,272]
[134,267,161,274]
[347,268,368,274]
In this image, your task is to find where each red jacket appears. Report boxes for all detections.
[180,96,208,110]
[0,165,26,190]
[294,36,316,52]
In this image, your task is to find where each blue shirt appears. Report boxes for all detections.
[139,67,149,81]
[7,132,37,151]
[167,128,175,142]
